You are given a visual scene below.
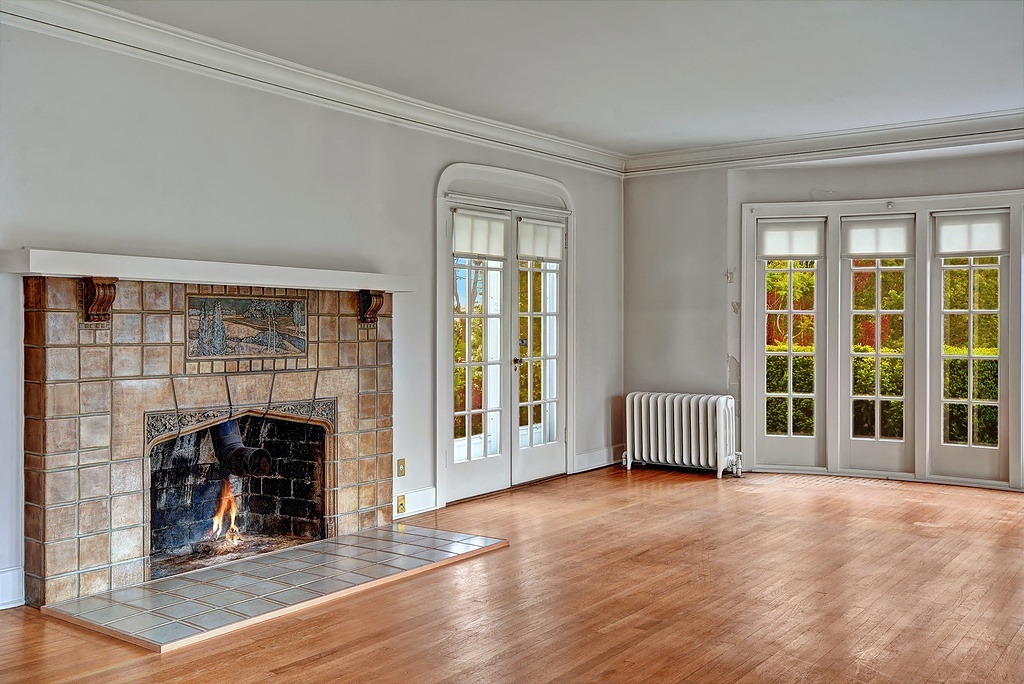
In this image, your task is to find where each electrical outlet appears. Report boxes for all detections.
[397,458,406,477]
[396,495,406,515]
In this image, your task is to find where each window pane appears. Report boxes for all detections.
[852,399,875,438]
[765,397,788,435]
[766,259,790,270]
[531,316,542,357]
[486,270,501,314]
[453,367,466,411]
[943,314,969,350]
[454,269,469,314]
[766,314,789,351]
[453,319,467,363]
[880,400,904,440]
[852,271,876,310]
[943,257,969,266]
[852,356,876,396]
[543,271,558,314]
[852,314,876,351]
[519,406,530,448]
[879,314,904,353]
[973,405,999,446]
[792,271,815,310]
[544,402,558,443]
[765,356,788,393]
[973,359,998,401]
[879,270,904,311]
[943,269,969,310]
[485,318,501,362]
[943,403,969,445]
[519,361,528,403]
[531,360,542,402]
[943,359,969,399]
[531,268,542,312]
[852,259,875,268]
[470,317,484,361]
[545,359,557,400]
[792,314,815,351]
[973,269,999,310]
[973,314,998,355]
[766,272,789,310]
[469,269,484,311]
[973,256,999,265]
[470,414,484,459]
[879,357,903,397]
[485,364,501,409]
[792,398,814,436]
[792,356,814,394]
[454,414,466,441]
[879,258,905,267]
[470,366,483,410]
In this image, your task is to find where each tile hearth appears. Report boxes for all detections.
[43,524,507,652]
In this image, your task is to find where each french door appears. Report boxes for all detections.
[743,194,1021,489]
[447,209,566,502]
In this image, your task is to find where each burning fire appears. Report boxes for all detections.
[210,479,241,546]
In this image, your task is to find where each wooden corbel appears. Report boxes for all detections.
[358,289,385,327]
[79,277,118,324]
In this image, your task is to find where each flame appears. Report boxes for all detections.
[210,479,241,546]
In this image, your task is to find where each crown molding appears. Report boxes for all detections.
[0,0,628,176]
[623,110,1024,177]
[3,1,1021,179]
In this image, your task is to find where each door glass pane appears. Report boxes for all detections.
[973,405,998,446]
[879,314,904,353]
[470,366,483,410]
[879,358,903,397]
[973,269,999,310]
[944,314,969,349]
[852,315,876,351]
[792,398,814,436]
[765,356,788,393]
[880,401,904,440]
[792,271,815,310]
[765,397,788,435]
[943,269,969,309]
[792,314,815,351]
[943,359,968,399]
[485,365,501,409]
[544,402,557,443]
[766,272,789,310]
[852,271,876,310]
[973,314,998,354]
[470,413,484,459]
[852,399,876,438]
[852,357,876,395]
[766,314,789,351]
[792,356,814,394]
[879,270,904,310]
[973,360,998,401]
[486,411,501,455]
[943,403,969,445]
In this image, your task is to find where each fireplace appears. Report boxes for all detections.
[149,415,329,578]
[23,276,395,607]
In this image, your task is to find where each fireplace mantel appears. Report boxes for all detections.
[0,248,414,293]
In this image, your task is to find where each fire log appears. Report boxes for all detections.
[210,420,272,477]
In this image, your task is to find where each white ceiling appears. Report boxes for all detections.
[98,0,1024,156]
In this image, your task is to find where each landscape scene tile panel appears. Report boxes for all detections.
[187,296,307,359]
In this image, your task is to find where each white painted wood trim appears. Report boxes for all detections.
[0,566,25,609]
[625,111,1024,176]
[574,444,623,473]
[393,487,437,519]
[0,0,626,176]
[0,248,414,292]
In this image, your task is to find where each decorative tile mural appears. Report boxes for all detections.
[187,296,306,359]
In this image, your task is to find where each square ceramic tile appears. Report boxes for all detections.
[322,557,374,572]
[302,564,349,579]
[411,548,458,562]
[209,573,259,589]
[123,593,183,610]
[272,548,314,560]
[146,577,196,592]
[154,600,214,620]
[137,621,202,645]
[303,577,356,595]
[230,598,284,618]
[53,596,113,615]
[168,583,224,600]
[352,564,403,580]
[271,558,315,571]
[266,588,319,606]
[325,571,372,586]
[241,564,291,579]
[354,550,399,563]
[383,556,432,571]
[274,571,320,586]
[296,552,347,565]
[197,589,255,608]
[105,587,153,603]
[107,612,172,635]
[235,579,290,596]
[184,610,246,631]
[187,567,233,581]
[79,603,143,625]
[438,542,485,555]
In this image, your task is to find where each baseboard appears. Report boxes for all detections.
[573,444,624,473]
[0,566,24,609]
[394,487,437,519]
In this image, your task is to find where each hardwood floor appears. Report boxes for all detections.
[2,467,1023,683]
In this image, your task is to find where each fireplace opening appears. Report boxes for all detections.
[150,415,326,578]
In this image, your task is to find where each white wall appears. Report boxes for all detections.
[0,25,624,605]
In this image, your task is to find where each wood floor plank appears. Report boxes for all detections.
[1,468,1023,683]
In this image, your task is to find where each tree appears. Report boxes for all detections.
[211,302,227,356]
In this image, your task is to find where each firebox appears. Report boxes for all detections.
[149,416,327,578]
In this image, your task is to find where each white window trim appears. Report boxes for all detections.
[434,163,576,509]
[741,189,1023,491]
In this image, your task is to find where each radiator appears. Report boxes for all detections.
[624,392,741,478]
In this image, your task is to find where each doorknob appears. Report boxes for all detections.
[512,357,522,370]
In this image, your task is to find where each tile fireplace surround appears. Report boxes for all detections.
[23,276,395,607]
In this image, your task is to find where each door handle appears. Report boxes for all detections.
[512,357,522,371]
